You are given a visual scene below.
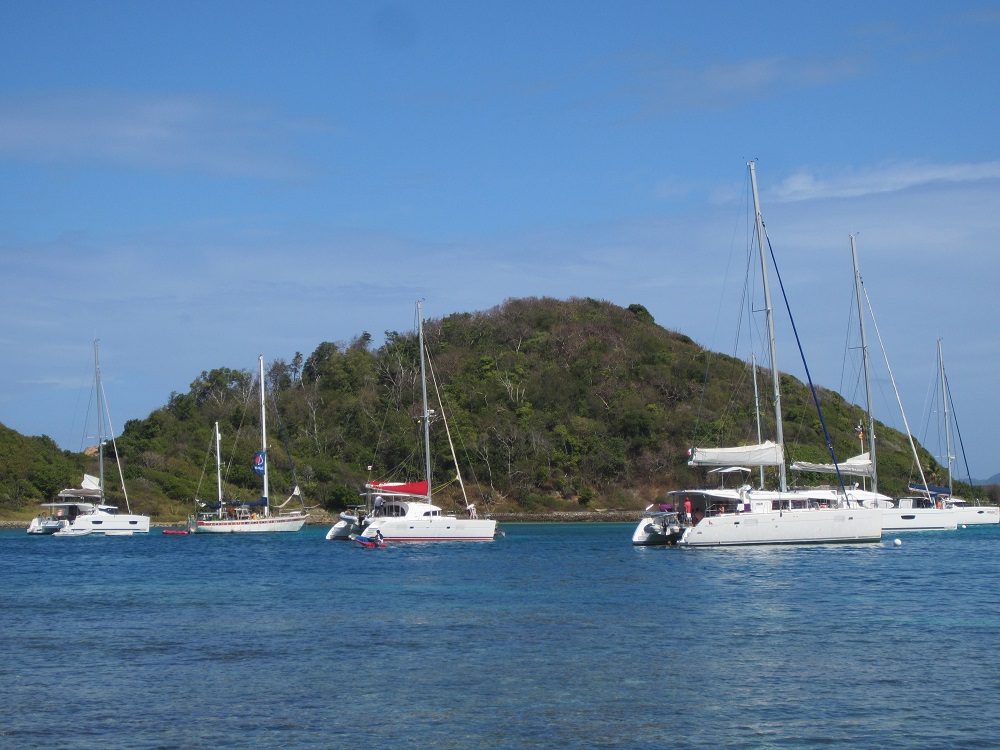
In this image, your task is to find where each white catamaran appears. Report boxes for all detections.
[788,235,956,532]
[904,340,999,526]
[187,356,308,533]
[327,302,497,543]
[632,164,882,547]
[27,341,150,536]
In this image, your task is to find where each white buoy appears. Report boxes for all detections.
[962,525,968,529]
[893,538,902,547]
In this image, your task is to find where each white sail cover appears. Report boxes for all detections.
[688,440,784,467]
[790,452,873,477]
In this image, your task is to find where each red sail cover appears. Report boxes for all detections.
[368,480,429,497]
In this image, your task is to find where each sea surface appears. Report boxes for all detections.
[2,522,998,749]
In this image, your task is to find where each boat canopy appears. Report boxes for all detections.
[57,473,103,499]
[790,452,874,477]
[908,482,950,497]
[367,480,429,497]
[688,441,784,467]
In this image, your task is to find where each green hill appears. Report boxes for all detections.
[1,297,981,522]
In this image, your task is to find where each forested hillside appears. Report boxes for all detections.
[2,297,986,520]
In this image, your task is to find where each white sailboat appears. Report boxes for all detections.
[633,164,882,546]
[790,235,956,532]
[906,340,999,526]
[27,341,150,536]
[329,302,497,543]
[187,356,308,533]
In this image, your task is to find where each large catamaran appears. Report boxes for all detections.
[27,341,150,536]
[327,302,497,543]
[633,164,883,547]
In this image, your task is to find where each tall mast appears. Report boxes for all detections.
[751,354,764,489]
[938,338,954,496]
[259,355,269,514]
[215,422,223,519]
[94,340,105,501]
[851,234,878,492]
[748,162,786,491]
[417,301,433,500]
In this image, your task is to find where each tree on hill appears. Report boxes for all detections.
[3,297,975,520]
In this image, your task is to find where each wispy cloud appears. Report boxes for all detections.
[626,54,865,115]
[772,160,1000,202]
[0,91,330,178]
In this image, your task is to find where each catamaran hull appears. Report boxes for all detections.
[33,515,151,536]
[951,506,1000,525]
[189,515,307,533]
[360,517,497,542]
[676,509,882,547]
[881,508,958,532]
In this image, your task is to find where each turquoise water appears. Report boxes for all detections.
[2,523,998,749]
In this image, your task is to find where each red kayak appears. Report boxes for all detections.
[352,535,386,548]
[162,529,190,535]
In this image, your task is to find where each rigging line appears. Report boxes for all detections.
[98,374,132,513]
[426,341,489,509]
[692,169,753,449]
[861,285,932,494]
[763,232,847,496]
[268,386,303,502]
[193,428,214,500]
[943,370,973,486]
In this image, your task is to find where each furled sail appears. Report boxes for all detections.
[688,440,784,467]
[790,452,873,477]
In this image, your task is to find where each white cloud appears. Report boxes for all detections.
[628,54,865,115]
[772,161,1000,202]
[0,92,329,178]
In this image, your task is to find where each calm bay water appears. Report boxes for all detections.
[2,523,998,749]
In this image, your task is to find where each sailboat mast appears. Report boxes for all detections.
[938,338,954,496]
[751,354,764,490]
[214,422,223,519]
[851,234,878,492]
[94,340,106,501]
[748,162,787,492]
[259,355,269,515]
[417,301,433,500]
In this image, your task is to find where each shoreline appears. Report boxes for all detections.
[1,509,645,529]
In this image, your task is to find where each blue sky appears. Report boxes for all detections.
[2,2,999,480]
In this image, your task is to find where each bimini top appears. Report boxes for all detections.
[56,473,103,500]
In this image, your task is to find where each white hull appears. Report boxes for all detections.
[27,513,150,536]
[678,507,882,546]
[949,504,1000,526]
[189,514,307,533]
[361,515,497,542]
[881,507,957,532]
[633,488,883,547]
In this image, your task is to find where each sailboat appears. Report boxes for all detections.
[788,235,955,531]
[27,341,150,536]
[187,356,309,533]
[632,163,883,546]
[905,340,999,526]
[328,302,497,543]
